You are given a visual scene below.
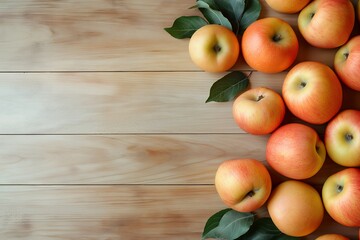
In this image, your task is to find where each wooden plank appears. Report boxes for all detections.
[0,72,358,134]
[0,134,349,185]
[0,186,357,239]
[0,0,348,71]
[0,134,267,184]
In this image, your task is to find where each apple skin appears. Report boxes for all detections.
[334,35,360,91]
[282,61,343,124]
[215,159,272,212]
[188,24,239,72]
[242,17,298,73]
[265,0,311,13]
[322,168,360,227]
[315,234,350,240]
[268,180,324,237]
[266,123,326,179]
[298,0,355,48]
[325,109,360,167]
[232,87,285,135]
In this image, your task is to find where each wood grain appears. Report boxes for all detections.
[0,134,267,184]
[0,72,358,134]
[0,134,351,186]
[0,0,359,239]
[0,0,352,71]
[0,186,357,240]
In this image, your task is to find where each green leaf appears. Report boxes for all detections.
[206,71,250,103]
[239,0,261,33]
[196,0,219,10]
[164,16,208,39]
[196,1,233,31]
[237,218,302,240]
[202,208,231,239]
[203,210,254,240]
[214,0,246,34]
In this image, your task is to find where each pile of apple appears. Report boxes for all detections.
[189,0,360,238]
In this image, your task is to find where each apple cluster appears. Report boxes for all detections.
[211,0,360,238]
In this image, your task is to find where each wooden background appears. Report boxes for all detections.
[0,0,359,239]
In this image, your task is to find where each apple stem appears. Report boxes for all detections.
[245,190,255,198]
[345,133,353,142]
[344,52,349,60]
[272,34,282,42]
[310,12,315,19]
[300,81,307,88]
[213,44,222,53]
[257,95,264,101]
[337,184,343,193]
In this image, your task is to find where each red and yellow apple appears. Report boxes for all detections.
[334,35,360,91]
[282,61,343,124]
[266,123,326,179]
[316,234,350,240]
[242,17,298,73]
[215,159,272,212]
[265,0,311,13]
[188,24,239,72]
[268,180,324,237]
[298,0,355,48]
[232,87,285,135]
[322,168,360,227]
[325,109,360,167]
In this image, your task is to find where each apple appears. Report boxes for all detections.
[268,180,324,237]
[265,0,311,13]
[334,35,360,91]
[316,234,350,240]
[232,87,285,135]
[241,17,298,73]
[188,24,239,72]
[325,109,360,167]
[282,61,343,124]
[215,159,272,212]
[266,123,326,179]
[298,0,355,48]
[322,168,360,227]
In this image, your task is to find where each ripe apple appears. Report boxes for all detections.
[215,159,272,212]
[322,168,360,227]
[282,61,343,124]
[268,180,324,237]
[232,87,285,135]
[334,35,360,91]
[325,109,360,167]
[316,234,350,240]
[188,24,239,72]
[265,0,311,13]
[241,17,298,73]
[298,0,355,48]
[266,123,326,179]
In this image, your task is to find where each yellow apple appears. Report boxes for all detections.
[322,168,360,227]
[266,123,326,179]
[215,159,272,212]
[265,0,311,13]
[298,0,355,48]
[268,180,324,237]
[334,35,360,91]
[232,87,285,135]
[188,24,239,72]
[282,61,343,124]
[325,109,360,167]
